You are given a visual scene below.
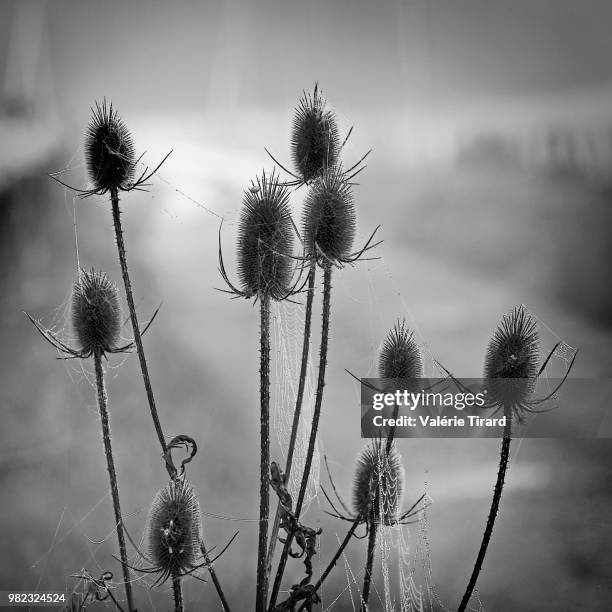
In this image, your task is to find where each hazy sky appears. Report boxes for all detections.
[4,0,612,115]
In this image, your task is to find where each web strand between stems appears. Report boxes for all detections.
[266,262,317,577]
[93,353,134,612]
[257,293,272,612]
[457,413,513,612]
[110,188,170,468]
[269,264,333,610]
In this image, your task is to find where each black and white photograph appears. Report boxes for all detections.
[1,1,611,610]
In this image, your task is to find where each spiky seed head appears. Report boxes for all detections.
[291,84,340,183]
[484,305,540,417]
[85,100,136,192]
[352,439,404,525]
[71,269,121,356]
[379,320,422,379]
[302,166,355,264]
[146,479,202,584]
[236,171,295,300]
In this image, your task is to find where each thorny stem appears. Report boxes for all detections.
[172,572,184,612]
[295,514,362,612]
[93,353,134,612]
[360,521,378,612]
[269,264,333,610]
[257,292,272,612]
[201,542,232,612]
[457,413,513,612]
[110,188,170,469]
[266,263,317,576]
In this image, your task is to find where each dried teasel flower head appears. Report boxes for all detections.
[483,305,540,418]
[236,170,295,300]
[146,479,202,585]
[85,100,136,193]
[352,439,404,525]
[302,165,355,265]
[72,269,121,356]
[291,83,340,184]
[379,319,422,379]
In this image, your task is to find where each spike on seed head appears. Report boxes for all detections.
[379,319,422,379]
[302,165,355,264]
[291,83,340,183]
[85,100,136,193]
[352,439,404,525]
[146,479,202,584]
[71,269,121,356]
[236,170,295,300]
[484,305,540,415]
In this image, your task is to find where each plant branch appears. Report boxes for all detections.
[257,292,272,612]
[457,413,513,612]
[295,514,362,612]
[360,521,378,611]
[172,572,183,612]
[110,188,170,470]
[201,542,232,612]
[93,353,134,612]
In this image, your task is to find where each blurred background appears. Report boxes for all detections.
[1,0,611,610]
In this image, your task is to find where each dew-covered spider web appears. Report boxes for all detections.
[271,297,321,511]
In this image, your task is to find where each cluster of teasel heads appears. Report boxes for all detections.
[30,100,208,612]
[27,85,577,612]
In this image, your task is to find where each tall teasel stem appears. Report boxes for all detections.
[93,352,134,612]
[269,264,333,610]
[218,171,295,611]
[110,187,169,461]
[257,292,272,612]
[78,102,169,464]
[457,416,512,612]
[266,261,317,576]
[458,306,539,612]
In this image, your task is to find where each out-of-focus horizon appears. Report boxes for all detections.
[1,1,611,610]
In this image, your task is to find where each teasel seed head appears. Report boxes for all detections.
[85,100,136,193]
[379,319,422,379]
[484,305,540,417]
[291,84,340,183]
[146,479,202,584]
[353,439,404,525]
[302,165,355,265]
[236,170,295,300]
[72,269,121,356]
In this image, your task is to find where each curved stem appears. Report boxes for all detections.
[257,293,272,612]
[266,263,317,575]
[269,264,333,610]
[457,414,513,612]
[360,521,378,612]
[93,353,134,612]
[172,572,184,612]
[110,188,169,466]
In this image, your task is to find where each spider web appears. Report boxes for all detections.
[271,297,320,510]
